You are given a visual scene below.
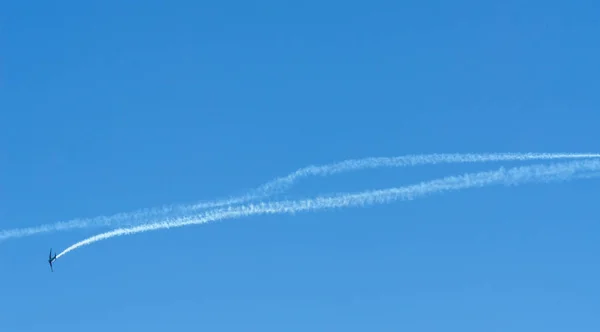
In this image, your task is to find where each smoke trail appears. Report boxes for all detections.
[225,152,600,203]
[55,158,600,259]
[2,152,599,242]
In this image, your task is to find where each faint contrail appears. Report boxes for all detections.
[1,152,599,242]
[55,158,600,259]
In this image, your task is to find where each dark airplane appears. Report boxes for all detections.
[48,249,57,272]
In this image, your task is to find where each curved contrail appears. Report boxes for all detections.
[55,158,600,259]
[3,152,598,241]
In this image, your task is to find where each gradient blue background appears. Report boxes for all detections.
[1,0,599,331]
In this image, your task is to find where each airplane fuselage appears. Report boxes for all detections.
[48,249,57,272]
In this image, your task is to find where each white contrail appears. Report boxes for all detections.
[1,152,599,242]
[55,158,600,259]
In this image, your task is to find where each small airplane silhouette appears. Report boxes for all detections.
[48,249,57,272]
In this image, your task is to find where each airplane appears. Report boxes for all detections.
[48,249,57,272]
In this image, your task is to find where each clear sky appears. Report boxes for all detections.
[1,0,599,331]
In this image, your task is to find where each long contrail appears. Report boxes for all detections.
[1,152,599,242]
[55,158,600,259]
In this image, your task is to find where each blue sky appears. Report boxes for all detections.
[1,0,599,330]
